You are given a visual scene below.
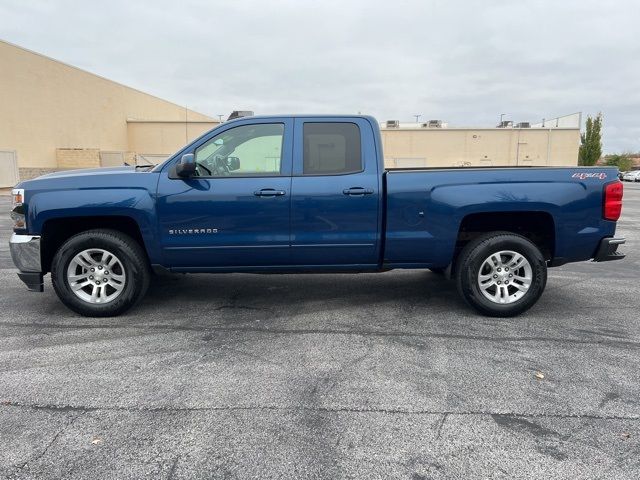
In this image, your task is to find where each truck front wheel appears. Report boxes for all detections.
[455,232,547,317]
[51,229,150,317]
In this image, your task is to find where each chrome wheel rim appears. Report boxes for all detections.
[477,250,532,304]
[66,249,126,304]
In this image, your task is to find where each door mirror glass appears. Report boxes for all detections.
[176,153,196,177]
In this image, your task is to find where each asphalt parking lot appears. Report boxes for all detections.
[0,184,639,479]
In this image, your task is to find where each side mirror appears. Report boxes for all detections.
[227,156,241,171]
[176,153,196,177]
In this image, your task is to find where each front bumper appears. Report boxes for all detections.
[593,237,625,262]
[9,233,44,292]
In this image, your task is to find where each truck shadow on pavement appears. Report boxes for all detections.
[141,270,465,320]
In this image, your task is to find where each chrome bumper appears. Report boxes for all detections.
[10,234,42,272]
[9,234,44,292]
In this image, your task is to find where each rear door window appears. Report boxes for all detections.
[303,122,362,175]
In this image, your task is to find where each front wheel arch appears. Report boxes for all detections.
[41,215,148,274]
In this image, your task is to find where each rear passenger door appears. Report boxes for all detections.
[290,118,381,267]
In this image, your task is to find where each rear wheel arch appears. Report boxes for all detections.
[453,211,556,268]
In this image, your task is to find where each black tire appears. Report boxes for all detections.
[51,229,150,317]
[455,232,547,317]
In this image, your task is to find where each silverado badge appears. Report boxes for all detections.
[169,228,219,235]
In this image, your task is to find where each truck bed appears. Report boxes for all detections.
[383,166,618,267]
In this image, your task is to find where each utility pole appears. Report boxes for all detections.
[217,114,224,123]
[499,113,507,126]
[414,114,422,123]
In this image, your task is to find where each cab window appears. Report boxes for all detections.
[303,122,362,175]
[194,123,284,176]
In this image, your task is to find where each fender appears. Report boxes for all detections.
[24,173,162,264]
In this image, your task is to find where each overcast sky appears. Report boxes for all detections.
[1,0,639,152]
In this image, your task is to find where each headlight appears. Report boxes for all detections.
[11,188,25,229]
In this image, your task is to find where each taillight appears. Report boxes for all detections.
[603,181,623,221]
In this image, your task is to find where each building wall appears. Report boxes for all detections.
[56,148,101,169]
[381,127,580,168]
[127,121,217,156]
[0,40,214,173]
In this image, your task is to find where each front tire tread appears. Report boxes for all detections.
[51,229,150,317]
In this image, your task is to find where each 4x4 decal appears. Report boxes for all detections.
[572,172,607,180]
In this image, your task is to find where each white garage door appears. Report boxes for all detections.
[0,151,19,188]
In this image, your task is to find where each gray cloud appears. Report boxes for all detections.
[1,0,638,152]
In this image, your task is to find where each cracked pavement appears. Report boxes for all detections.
[0,185,639,479]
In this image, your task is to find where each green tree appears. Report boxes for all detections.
[579,113,603,166]
[605,153,634,172]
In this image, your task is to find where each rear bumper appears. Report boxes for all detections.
[593,237,625,262]
[9,234,44,292]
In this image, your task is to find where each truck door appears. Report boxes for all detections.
[290,117,381,267]
[156,119,293,269]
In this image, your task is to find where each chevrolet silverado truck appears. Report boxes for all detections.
[9,115,625,317]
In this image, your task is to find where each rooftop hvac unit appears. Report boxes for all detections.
[386,120,400,128]
[427,119,443,128]
[228,110,254,121]
[497,120,514,128]
[515,122,531,128]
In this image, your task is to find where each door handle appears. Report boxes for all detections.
[343,187,374,196]
[254,188,286,197]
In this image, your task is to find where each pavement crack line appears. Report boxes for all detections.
[166,455,180,480]
[435,412,449,439]
[0,321,638,348]
[1,401,638,421]
[7,409,85,478]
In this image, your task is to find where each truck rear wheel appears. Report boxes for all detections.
[455,232,547,317]
[51,229,150,317]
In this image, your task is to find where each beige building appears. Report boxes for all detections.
[0,39,580,187]
[380,122,580,169]
[0,40,218,184]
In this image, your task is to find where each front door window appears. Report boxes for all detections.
[194,123,284,177]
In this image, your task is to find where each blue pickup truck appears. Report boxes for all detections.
[10,115,625,317]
